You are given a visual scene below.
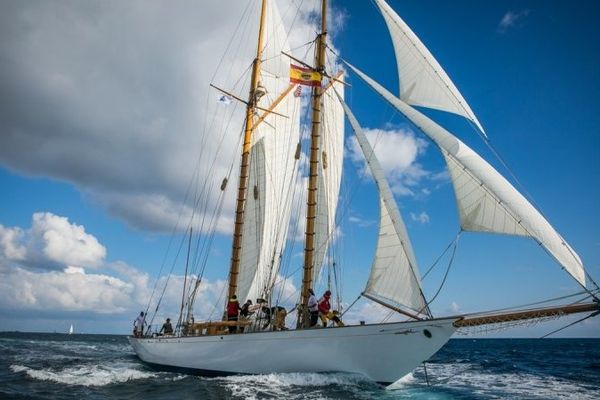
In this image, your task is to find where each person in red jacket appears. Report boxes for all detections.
[318,290,331,327]
[227,295,241,333]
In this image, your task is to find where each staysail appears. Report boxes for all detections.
[347,63,586,287]
[312,77,345,283]
[334,90,430,315]
[373,0,484,134]
[236,0,301,304]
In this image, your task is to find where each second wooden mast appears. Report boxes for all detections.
[227,0,268,301]
[299,0,328,328]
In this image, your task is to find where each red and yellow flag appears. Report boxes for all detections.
[290,64,322,87]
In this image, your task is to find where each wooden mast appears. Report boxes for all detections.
[227,0,268,301]
[298,0,328,328]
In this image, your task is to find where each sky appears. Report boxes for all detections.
[0,0,598,337]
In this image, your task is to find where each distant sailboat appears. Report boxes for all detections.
[129,0,600,386]
[68,324,74,335]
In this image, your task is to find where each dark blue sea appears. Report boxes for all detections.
[0,333,598,399]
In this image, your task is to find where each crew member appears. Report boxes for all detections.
[133,311,146,337]
[160,318,173,335]
[318,290,332,327]
[227,295,241,333]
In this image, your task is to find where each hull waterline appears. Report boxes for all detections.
[129,318,457,385]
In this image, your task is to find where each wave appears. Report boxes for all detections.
[395,362,600,400]
[387,372,416,390]
[10,363,156,387]
[210,372,376,399]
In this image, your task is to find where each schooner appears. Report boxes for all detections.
[129,0,599,385]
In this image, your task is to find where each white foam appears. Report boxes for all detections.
[417,363,599,400]
[10,363,157,387]
[387,372,416,390]
[210,372,373,399]
[221,371,370,387]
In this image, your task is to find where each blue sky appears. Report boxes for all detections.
[0,0,598,337]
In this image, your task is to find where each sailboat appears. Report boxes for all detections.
[129,0,599,385]
[68,324,74,335]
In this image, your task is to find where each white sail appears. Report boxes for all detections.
[373,0,484,134]
[347,63,586,287]
[237,0,301,304]
[312,77,345,282]
[335,90,429,315]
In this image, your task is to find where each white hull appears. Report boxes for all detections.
[129,318,457,384]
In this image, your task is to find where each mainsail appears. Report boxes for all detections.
[373,0,484,134]
[335,91,430,316]
[312,77,345,282]
[236,0,301,303]
[347,63,586,287]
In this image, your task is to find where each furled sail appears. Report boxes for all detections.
[334,90,430,315]
[373,0,485,134]
[312,77,345,282]
[237,1,301,304]
[347,63,586,287]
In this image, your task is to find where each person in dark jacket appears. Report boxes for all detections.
[240,300,253,318]
[227,295,241,333]
[239,300,253,333]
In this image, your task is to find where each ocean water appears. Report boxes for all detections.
[1,333,598,399]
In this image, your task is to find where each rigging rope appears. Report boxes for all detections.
[419,231,462,314]
[540,310,600,338]
[422,231,462,280]
[147,2,258,329]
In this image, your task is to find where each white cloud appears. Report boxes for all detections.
[0,213,233,324]
[0,212,106,270]
[144,274,228,324]
[0,265,133,313]
[410,211,430,224]
[0,0,339,234]
[342,300,402,325]
[498,10,530,32]
[271,274,299,308]
[0,225,26,260]
[348,214,375,228]
[348,127,429,196]
[0,259,230,322]
[449,301,461,314]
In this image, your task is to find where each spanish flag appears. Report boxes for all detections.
[290,64,322,87]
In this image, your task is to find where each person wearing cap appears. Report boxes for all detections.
[227,295,241,333]
[318,290,332,327]
[307,288,319,327]
[160,318,173,335]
